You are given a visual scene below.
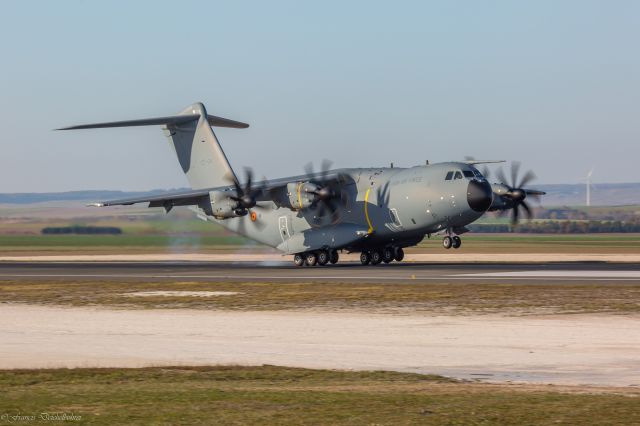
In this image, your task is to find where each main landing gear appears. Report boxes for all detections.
[359,247,404,266]
[442,235,462,250]
[294,247,404,267]
[293,249,340,267]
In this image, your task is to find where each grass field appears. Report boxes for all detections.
[0,234,247,250]
[1,366,638,425]
[2,203,640,255]
[0,233,639,255]
[416,233,640,254]
[2,279,639,315]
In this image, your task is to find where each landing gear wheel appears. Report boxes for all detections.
[370,250,383,265]
[394,247,405,262]
[360,251,371,265]
[329,250,339,264]
[317,250,330,266]
[305,252,318,266]
[293,254,305,267]
[443,236,453,250]
[382,247,394,263]
[452,236,462,249]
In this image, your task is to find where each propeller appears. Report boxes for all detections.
[481,166,491,180]
[303,160,348,222]
[463,156,491,180]
[495,161,546,225]
[376,181,391,207]
[224,168,268,232]
[225,168,268,211]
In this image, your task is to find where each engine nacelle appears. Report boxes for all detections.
[208,190,246,219]
[487,183,513,211]
[285,182,320,210]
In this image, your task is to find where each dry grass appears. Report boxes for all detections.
[1,366,638,425]
[2,279,640,315]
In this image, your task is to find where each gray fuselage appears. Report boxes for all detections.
[210,162,492,254]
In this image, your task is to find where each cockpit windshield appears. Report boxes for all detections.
[445,169,485,181]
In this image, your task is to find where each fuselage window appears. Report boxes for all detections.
[463,170,474,178]
[454,171,463,180]
[445,171,454,180]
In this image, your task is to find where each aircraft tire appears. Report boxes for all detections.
[293,254,305,267]
[394,247,405,262]
[452,236,462,249]
[305,252,318,266]
[329,250,339,264]
[382,247,394,263]
[360,251,371,265]
[370,250,383,265]
[443,236,453,249]
[317,250,330,266]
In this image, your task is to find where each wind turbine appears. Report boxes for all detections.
[586,168,594,207]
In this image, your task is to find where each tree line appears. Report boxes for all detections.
[42,226,123,235]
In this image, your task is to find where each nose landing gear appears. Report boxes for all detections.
[443,235,462,249]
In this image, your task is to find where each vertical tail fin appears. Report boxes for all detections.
[57,102,248,190]
[163,102,240,189]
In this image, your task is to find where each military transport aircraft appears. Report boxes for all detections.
[59,102,545,266]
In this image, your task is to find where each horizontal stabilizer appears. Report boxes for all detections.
[57,114,249,130]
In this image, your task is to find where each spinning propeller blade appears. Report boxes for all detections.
[495,162,546,225]
[224,168,268,228]
[303,160,347,222]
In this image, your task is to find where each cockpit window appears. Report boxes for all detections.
[473,169,483,178]
[445,171,454,180]
[454,171,463,180]
[463,170,474,178]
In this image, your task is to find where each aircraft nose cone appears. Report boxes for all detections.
[467,180,493,212]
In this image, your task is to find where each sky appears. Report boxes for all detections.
[0,1,638,192]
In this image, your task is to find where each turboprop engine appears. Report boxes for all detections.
[286,182,325,210]
[208,190,247,219]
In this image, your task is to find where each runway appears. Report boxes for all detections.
[1,261,640,283]
[1,260,639,386]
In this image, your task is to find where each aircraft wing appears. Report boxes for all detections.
[88,189,211,212]
[89,170,350,210]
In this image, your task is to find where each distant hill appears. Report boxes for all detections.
[0,190,181,204]
[0,183,639,207]
[536,183,640,206]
